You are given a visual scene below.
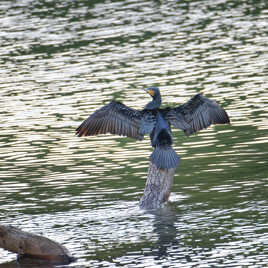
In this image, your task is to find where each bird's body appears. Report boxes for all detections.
[76,87,230,169]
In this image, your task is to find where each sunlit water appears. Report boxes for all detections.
[0,0,268,267]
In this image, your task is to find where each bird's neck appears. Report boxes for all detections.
[145,95,162,110]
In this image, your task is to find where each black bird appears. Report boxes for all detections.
[76,87,230,169]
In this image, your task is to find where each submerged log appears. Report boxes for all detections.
[0,225,75,264]
[139,162,176,210]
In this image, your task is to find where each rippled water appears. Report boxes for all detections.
[0,0,268,267]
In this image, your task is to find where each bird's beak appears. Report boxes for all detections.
[144,88,155,96]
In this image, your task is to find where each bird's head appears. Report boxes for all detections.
[143,87,162,109]
[144,87,161,99]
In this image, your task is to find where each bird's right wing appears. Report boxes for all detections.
[76,101,143,140]
[165,93,230,136]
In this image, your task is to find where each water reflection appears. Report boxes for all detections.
[1,0,268,267]
[0,259,56,268]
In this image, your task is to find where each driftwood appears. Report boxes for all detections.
[0,225,75,264]
[139,162,176,210]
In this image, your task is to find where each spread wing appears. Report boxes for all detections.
[139,110,156,136]
[165,93,230,136]
[76,101,143,140]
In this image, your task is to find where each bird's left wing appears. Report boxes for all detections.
[165,93,230,136]
[76,101,143,140]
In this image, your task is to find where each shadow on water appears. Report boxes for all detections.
[147,206,180,260]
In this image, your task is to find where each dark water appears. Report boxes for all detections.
[0,0,268,267]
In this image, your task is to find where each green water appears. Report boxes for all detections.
[0,0,267,267]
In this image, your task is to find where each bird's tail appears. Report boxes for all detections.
[150,145,180,170]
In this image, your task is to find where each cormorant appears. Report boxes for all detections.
[76,87,230,169]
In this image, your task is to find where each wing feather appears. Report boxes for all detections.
[139,110,156,136]
[165,93,230,136]
[76,101,143,140]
